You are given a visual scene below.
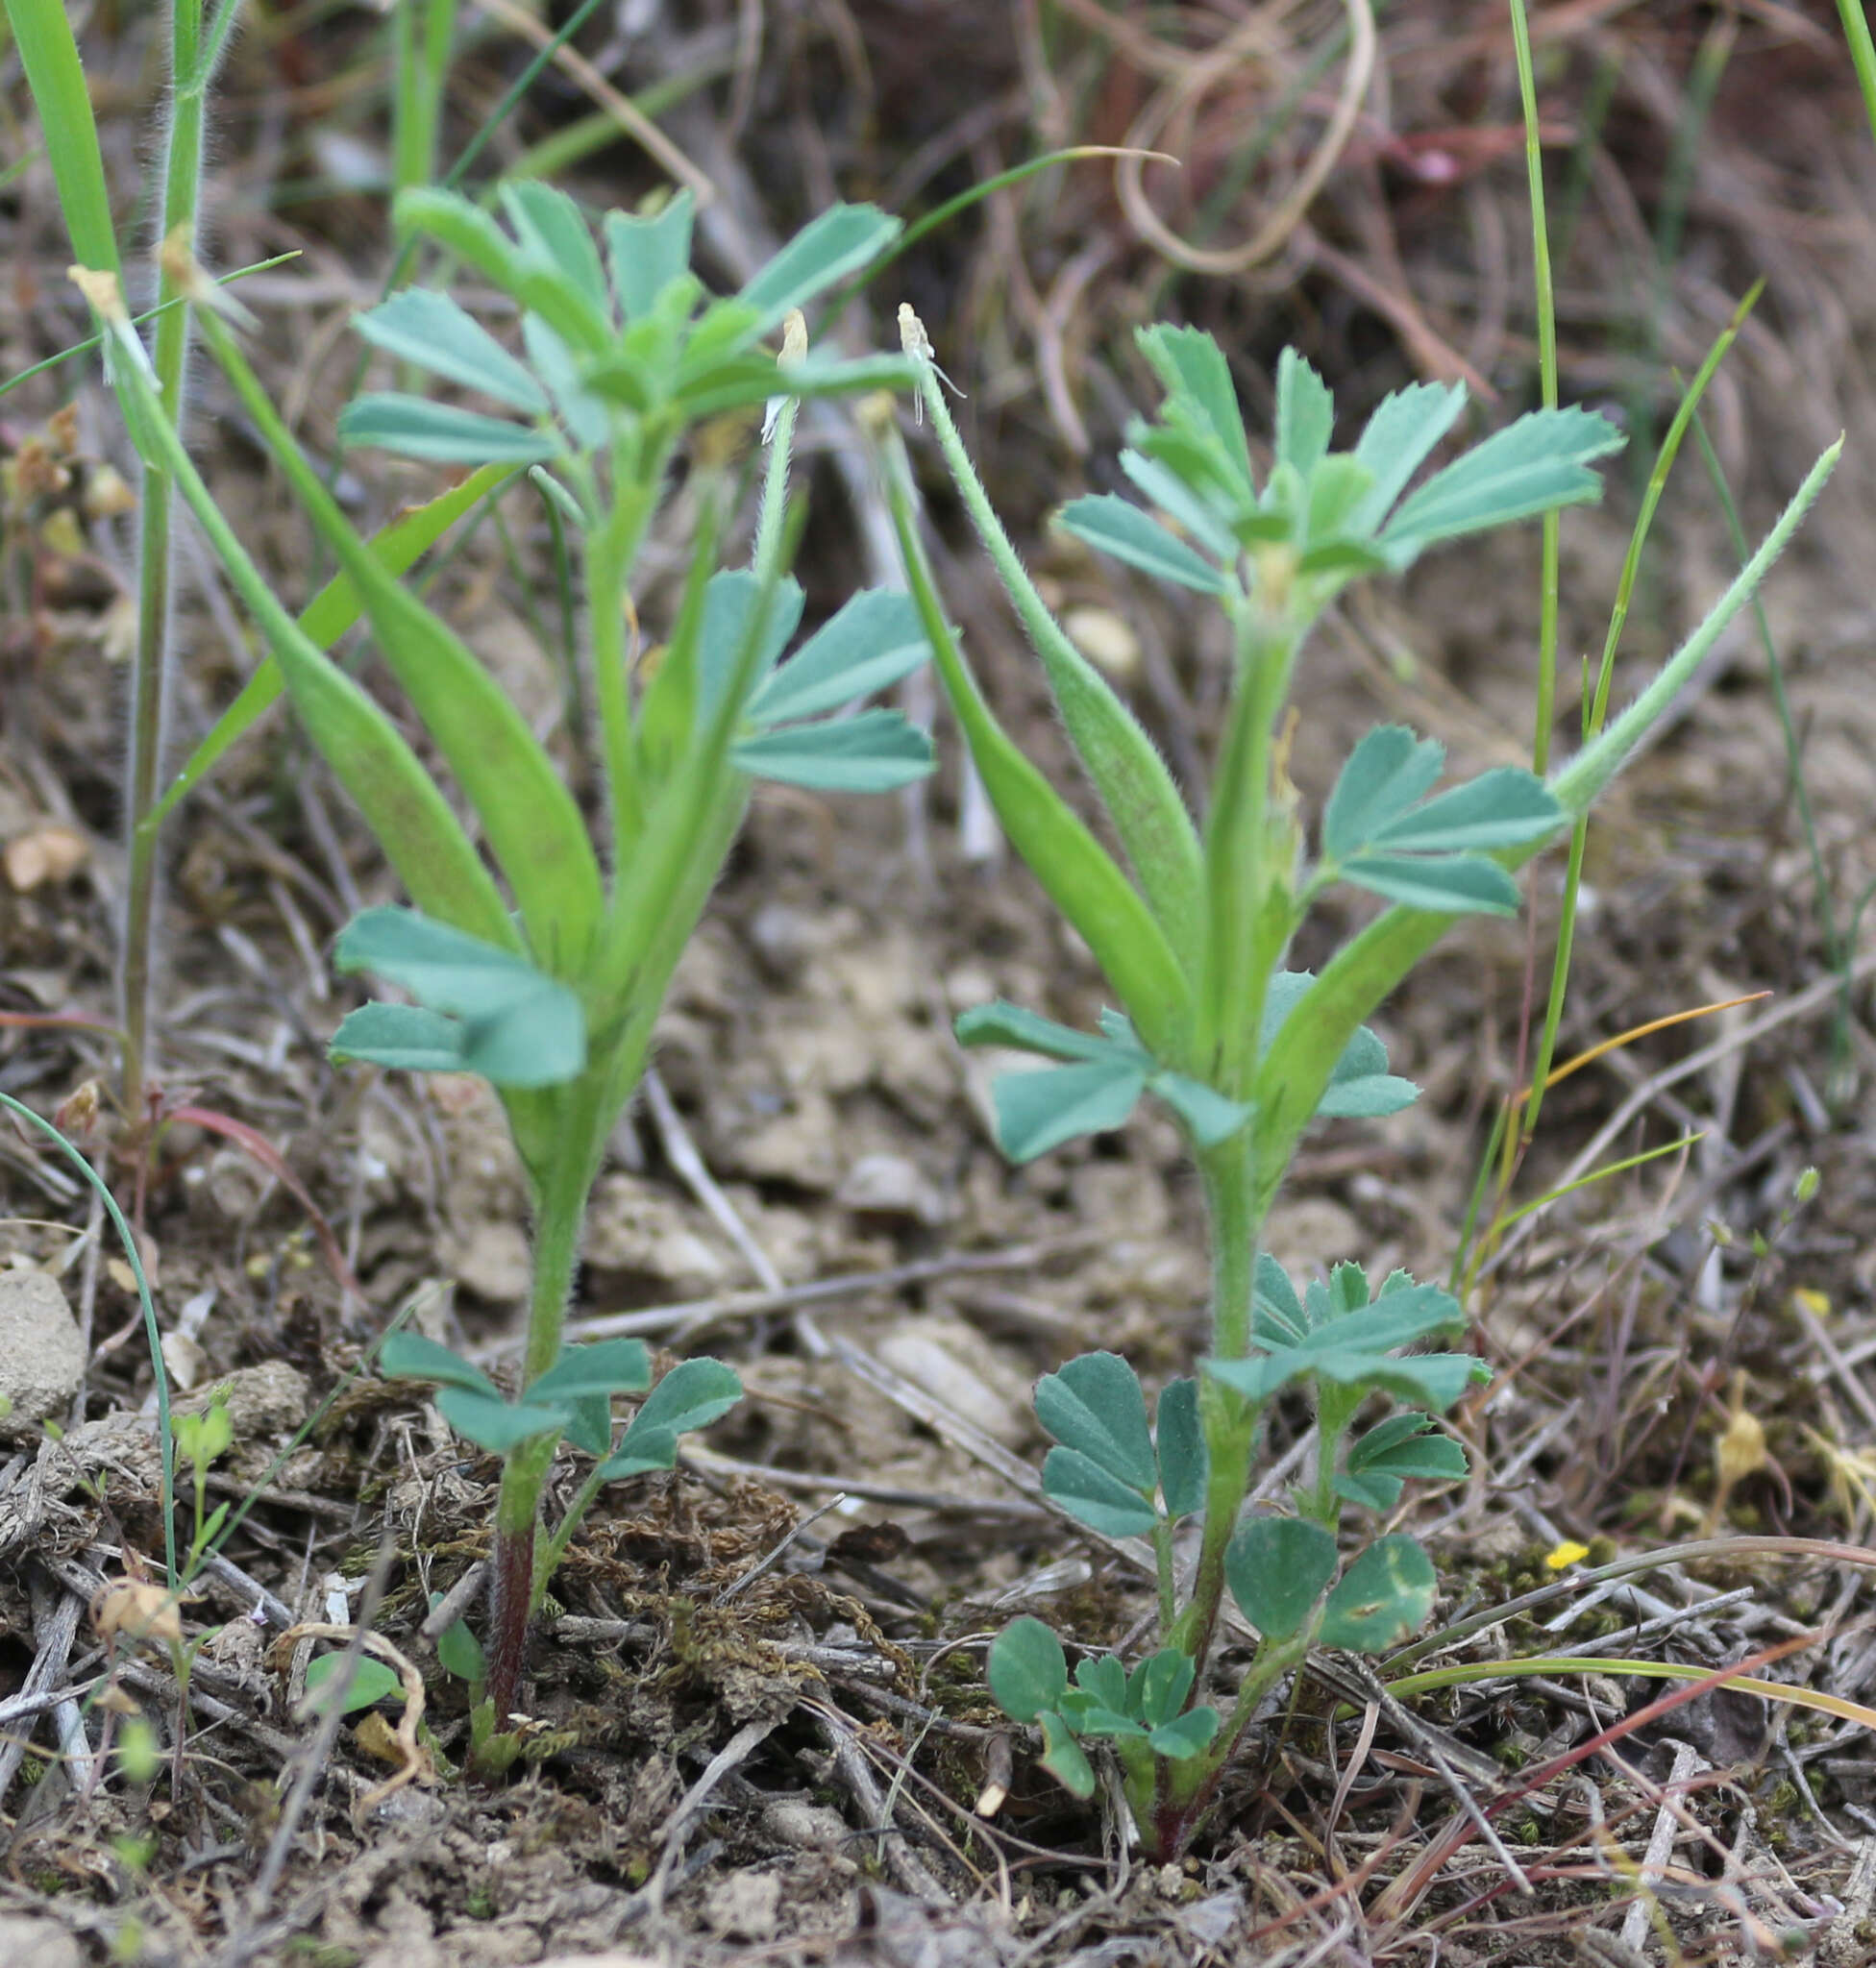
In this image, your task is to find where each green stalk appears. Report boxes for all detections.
[1505,0,1560,774]
[1837,0,1876,149]
[1169,1134,1259,1674]
[392,0,457,198]
[1199,599,1295,1089]
[120,0,227,1120]
[589,433,673,868]
[1520,289,1756,1144]
[484,1110,602,1723]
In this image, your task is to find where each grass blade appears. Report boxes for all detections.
[3,0,119,270]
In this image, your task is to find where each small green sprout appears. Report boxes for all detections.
[879,310,1837,1857]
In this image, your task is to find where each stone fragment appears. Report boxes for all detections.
[876,1325,1027,1449]
[0,1916,82,1968]
[0,1270,84,1440]
[836,1152,948,1226]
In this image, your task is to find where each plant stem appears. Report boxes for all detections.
[485,1436,554,1724]
[589,448,665,868]
[121,0,215,1120]
[1171,1135,1261,1674]
[484,1107,601,1723]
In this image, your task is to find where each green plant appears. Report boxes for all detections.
[878,311,1837,1857]
[71,183,934,1751]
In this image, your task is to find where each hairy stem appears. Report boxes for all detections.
[484,1108,601,1724]
[1170,1135,1261,1675]
[122,0,217,1119]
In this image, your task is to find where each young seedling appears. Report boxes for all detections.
[879,312,1838,1856]
[70,184,935,1756]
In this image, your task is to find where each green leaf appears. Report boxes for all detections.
[1259,972,1419,1123]
[1381,405,1624,556]
[1341,853,1521,916]
[522,314,609,451]
[1318,1536,1438,1653]
[1316,1024,1419,1119]
[1321,727,1445,863]
[528,1340,653,1403]
[338,394,557,465]
[696,571,806,722]
[1313,1262,1373,1324]
[737,204,901,334]
[747,590,931,726]
[1322,736,1538,934]
[961,1006,1243,1149]
[8,0,118,273]
[429,1597,487,1685]
[333,908,585,1089]
[954,1001,1113,1063]
[1038,1710,1096,1797]
[1304,455,1375,545]
[1041,1447,1161,1538]
[1129,1648,1196,1729]
[1074,1655,1131,1715]
[988,1616,1069,1723]
[1147,1069,1251,1146]
[594,1426,681,1482]
[1225,1516,1338,1640]
[627,1357,743,1439]
[379,1331,499,1399]
[732,710,934,793]
[1035,1352,1158,1492]
[330,1002,470,1075]
[1069,1704,1148,1742]
[1208,1280,1481,1411]
[390,185,605,357]
[1291,1284,1464,1352]
[434,1388,569,1454]
[500,181,608,317]
[352,289,547,413]
[561,1394,614,1459]
[1369,767,1562,853]
[989,1057,1147,1163]
[1350,381,1468,531]
[1252,1254,1308,1343]
[1338,1414,1469,1510]
[304,1655,403,1715]
[1055,495,1226,593]
[1118,449,1239,561]
[1135,326,1254,496]
[1274,347,1335,479]
[605,192,695,320]
[1154,1378,1207,1520]
[1148,1709,1220,1760]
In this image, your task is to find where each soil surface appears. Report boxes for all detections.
[4,5,1876,1966]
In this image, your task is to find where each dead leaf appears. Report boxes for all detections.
[92,1582,183,1648]
[4,824,89,892]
